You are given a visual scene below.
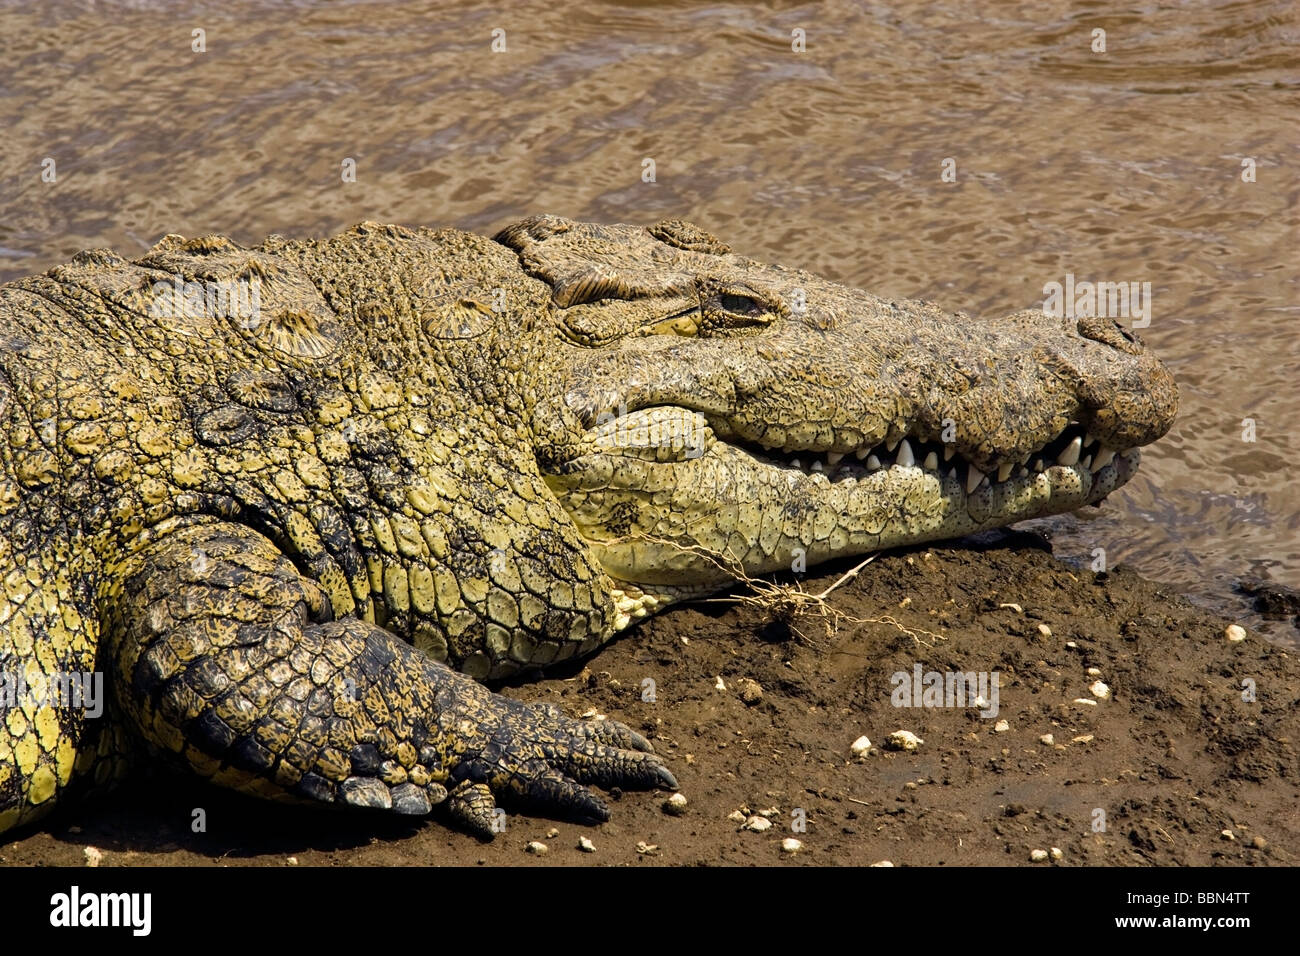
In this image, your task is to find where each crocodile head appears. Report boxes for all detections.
[496,215,1178,600]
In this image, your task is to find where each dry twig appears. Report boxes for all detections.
[612,533,945,647]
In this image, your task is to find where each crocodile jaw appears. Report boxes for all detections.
[502,216,1177,613]
[545,406,1141,589]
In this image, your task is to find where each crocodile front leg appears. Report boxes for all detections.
[104,522,676,837]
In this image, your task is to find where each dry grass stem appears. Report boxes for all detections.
[613,533,945,647]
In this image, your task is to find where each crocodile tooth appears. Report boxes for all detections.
[997,462,1013,483]
[896,439,915,468]
[1017,466,1029,479]
[855,447,870,460]
[1092,447,1115,471]
[943,445,955,462]
[1080,454,1092,471]
[790,458,802,469]
[1033,458,1045,472]
[1057,436,1082,467]
[886,438,900,453]
[966,465,985,495]
[811,460,824,472]
[923,451,938,471]
[866,455,881,470]
[1084,431,1096,449]
[827,451,844,466]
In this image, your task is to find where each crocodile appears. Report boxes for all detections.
[0,216,1177,838]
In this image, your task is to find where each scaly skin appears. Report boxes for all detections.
[0,217,1176,838]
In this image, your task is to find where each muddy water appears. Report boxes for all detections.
[0,0,1296,639]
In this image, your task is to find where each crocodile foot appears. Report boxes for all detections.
[99,521,677,840]
[434,694,678,838]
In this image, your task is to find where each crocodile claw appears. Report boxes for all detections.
[444,781,502,837]
[443,697,675,839]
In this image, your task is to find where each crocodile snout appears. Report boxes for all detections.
[1045,312,1179,454]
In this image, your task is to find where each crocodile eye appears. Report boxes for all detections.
[719,293,763,316]
[695,279,777,333]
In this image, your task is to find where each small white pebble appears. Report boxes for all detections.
[546,827,559,839]
[781,838,803,854]
[886,730,924,752]
[727,810,748,823]
[972,695,989,710]
[1030,848,1049,862]
[1073,698,1098,707]
[526,841,548,855]
[999,603,1024,613]
[577,836,596,853]
[744,815,773,832]
[663,792,688,816]
[681,636,690,645]
[850,735,872,758]
[286,856,299,866]
[1226,625,1247,643]
[869,860,894,867]
[714,676,727,691]
[1086,667,1102,678]
[1039,733,1055,746]
[994,720,1010,733]
[1065,641,1078,649]
[635,842,658,854]
[757,806,780,819]
[1050,847,1063,860]
[1221,829,1235,841]
[83,846,103,868]
[1037,623,1052,638]
[1072,734,1095,744]
[1089,681,1111,700]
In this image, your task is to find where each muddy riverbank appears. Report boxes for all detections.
[5,531,1295,867]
